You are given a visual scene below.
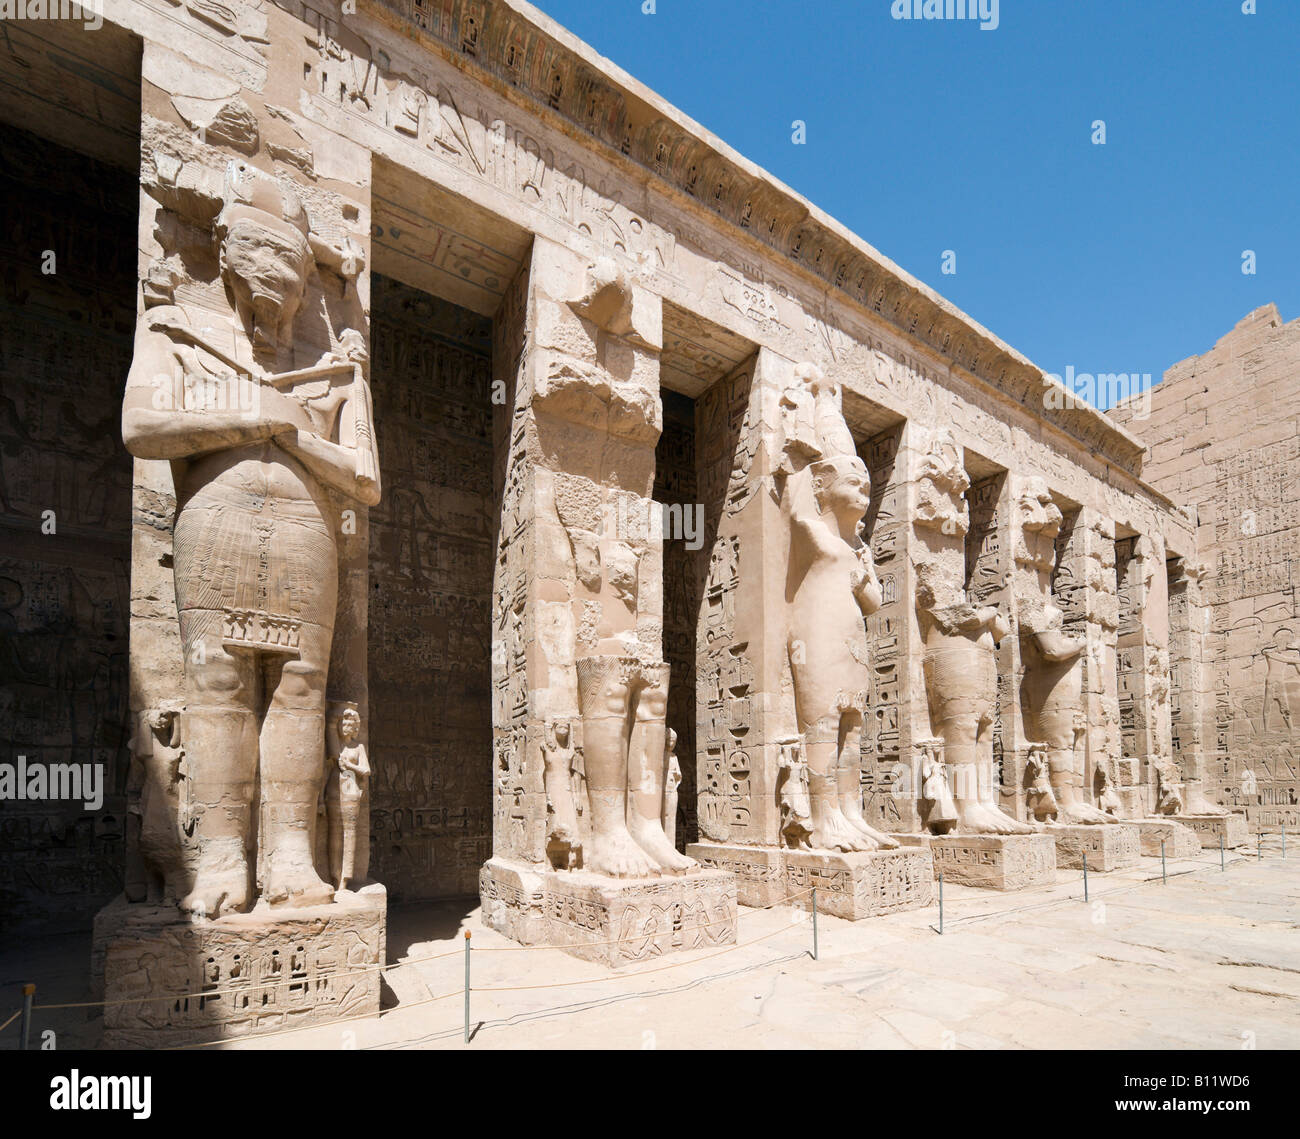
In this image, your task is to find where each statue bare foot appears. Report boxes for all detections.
[628,816,697,874]
[180,869,249,918]
[841,802,900,849]
[264,851,335,909]
[957,802,1035,835]
[1183,788,1228,816]
[810,807,872,852]
[588,828,661,878]
[1056,802,1114,825]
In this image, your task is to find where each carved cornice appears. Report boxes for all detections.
[356,0,1147,474]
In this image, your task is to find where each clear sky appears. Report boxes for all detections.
[531,0,1298,407]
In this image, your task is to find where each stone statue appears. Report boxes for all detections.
[1024,742,1059,824]
[121,162,380,916]
[777,737,814,850]
[914,430,1032,835]
[1096,765,1124,817]
[543,717,582,869]
[662,728,682,850]
[327,702,370,891]
[575,656,696,877]
[1016,478,1114,824]
[125,705,188,903]
[1154,759,1184,816]
[785,364,899,852]
[918,737,957,833]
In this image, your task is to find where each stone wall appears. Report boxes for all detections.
[0,123,137,931]
[367,276,493,898]
[1112,305,1300,827]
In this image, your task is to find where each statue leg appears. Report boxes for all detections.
[976,712,1034,833]
[579,660,659,878]
[804,714,870,852]
[1046,727,1110,824]
[837,713,898,849]
[626,669,696,873]
[260,622,335,908]
[939,709,1031,835]
[178,609,257,917]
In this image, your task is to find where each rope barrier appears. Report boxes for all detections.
[0,1009,21,1035]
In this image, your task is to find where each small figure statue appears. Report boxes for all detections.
[662,728,683,850]
[1154,759,1184,816]
[1024,742,1060,824]
[544,717,582,869]
[327,703,370,893]
[1096,765,1124,817]
[777,737,814,850]
[919,738,958,834]
[125,704,187,903]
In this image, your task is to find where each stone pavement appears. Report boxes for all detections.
[3,840,1294,1051]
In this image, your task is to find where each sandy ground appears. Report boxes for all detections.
[3,836,1295,1050]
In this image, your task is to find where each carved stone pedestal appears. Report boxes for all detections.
[687,843,933,919]
[479,859,737,968]
[1047,823,1141,871]
[91,885,387,1048]
[1173,813,1249,849]
[896,833,1057,891]
[1135,819,1202,859]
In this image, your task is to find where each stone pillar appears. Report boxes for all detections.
[694,346,789,849]
[1116,532,1174,816]
[687,359,933,918]
[481,239,736,962]
[95,33,384,1046]
[859,422,922,832]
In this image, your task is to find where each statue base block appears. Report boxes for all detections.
[91,884,387,1048]
[1172,813,1249,849]
[1048,822,1141,871]
[479,858,737,968]
[895,832,1057,891]
[686,842,933,919]
[1135,819,1202,859]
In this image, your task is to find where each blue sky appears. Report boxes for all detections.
[533,0,1298,407]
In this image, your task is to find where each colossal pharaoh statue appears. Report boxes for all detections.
[1016,477,1116,825]
[913,430,1034,835]
[784,364,898,852]
[121,162,380,916]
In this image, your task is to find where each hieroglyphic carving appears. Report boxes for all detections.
[368,277,492,899]
[0,123,135,930]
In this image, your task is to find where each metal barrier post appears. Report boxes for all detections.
[938,872,944,935]
[1220,833,1225,871]
[463,930,471,1044]
[1082,851,1089,902]
[811,889,818,961]
[19,984,34,1052]
[1161,840,1166,885]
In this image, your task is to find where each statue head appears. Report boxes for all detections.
[330,702,361,744]
[215,161,312,352]
[812,453,870,521]
[1018,476,1062,536]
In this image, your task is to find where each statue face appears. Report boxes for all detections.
[339,708,360,740]
[818,458,870,518]
[221,218,310,327]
